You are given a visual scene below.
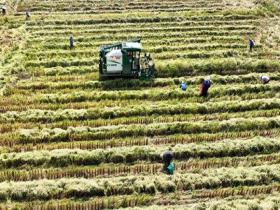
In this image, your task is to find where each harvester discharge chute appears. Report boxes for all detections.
[99,39,156,80]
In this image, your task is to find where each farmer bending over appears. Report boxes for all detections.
[200,77,212,97]
[1,6,7,15]
[161,148,175,175]
[249,38,255,52]
[260,75,270,84]
[25,9,31,20]
[180,81,187,91]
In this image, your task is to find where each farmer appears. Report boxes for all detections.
[249,38,255,52]
[260,75,270,84]
[1,5,7,15]
[180,81,187,91]
[200,77,212,97]
[69,35,74,49]
[161,149,175,175]
[25,9,30,20]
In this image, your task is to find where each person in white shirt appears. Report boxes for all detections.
[260,75,270,84]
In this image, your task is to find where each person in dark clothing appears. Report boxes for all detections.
[25,9,30,20]
[1,6,7,15]
[249,38,255,52]
[200,78,212,97]
[69,35,74,49]
[161,149,174,175]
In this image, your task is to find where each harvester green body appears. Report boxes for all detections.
[99,39,155,80]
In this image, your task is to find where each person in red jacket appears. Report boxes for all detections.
[200,77,212,97]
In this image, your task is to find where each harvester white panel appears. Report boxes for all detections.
[106,49,123,73]
[123,42,142,50]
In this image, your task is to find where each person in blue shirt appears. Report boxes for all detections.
[180,81,187,91]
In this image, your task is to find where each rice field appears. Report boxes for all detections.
[0,0,280,209]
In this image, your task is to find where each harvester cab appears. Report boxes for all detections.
[99,39,155,80]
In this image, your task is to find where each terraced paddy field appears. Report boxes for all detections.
[0,0,280,209]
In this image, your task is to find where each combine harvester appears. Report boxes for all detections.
[99,39,156,80]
